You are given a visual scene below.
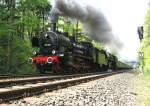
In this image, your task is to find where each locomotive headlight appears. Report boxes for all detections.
[47,57,52,64]
[28,58,33,64]
[33,51,37,55]
[52,50,56,54]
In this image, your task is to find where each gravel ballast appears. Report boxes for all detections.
[8,72,135,106]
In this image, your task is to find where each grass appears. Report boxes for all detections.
[134,68,150,106]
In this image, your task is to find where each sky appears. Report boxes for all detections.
[76,0,149,61]
[51,0,149,61]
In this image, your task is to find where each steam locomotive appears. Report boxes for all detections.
[28,24,131,74]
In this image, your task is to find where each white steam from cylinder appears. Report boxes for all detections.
[51,0,123,54]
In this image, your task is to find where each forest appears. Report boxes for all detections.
[0,0,102,74]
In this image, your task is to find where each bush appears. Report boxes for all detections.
[0,35,36,74]
[144,65,150,76]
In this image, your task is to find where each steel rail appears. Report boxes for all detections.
[0,72,110,88]
[0,74,54,80]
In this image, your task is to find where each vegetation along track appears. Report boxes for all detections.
[0,71,124,103]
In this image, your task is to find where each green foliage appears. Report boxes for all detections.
[0,0,51,74]
[17,0,51,38]
[57,17,80,36]
[0,34,35,74]
[92,40,104,49]
[143,7,150,74]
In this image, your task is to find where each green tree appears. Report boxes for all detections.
[143,7,150,74]
[0,0,51,74]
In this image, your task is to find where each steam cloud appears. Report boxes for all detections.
[52,0,123,53]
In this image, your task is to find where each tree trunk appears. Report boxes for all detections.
[6,0,16,72]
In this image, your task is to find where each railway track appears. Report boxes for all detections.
[0,72,106,88]
[0,73,54,80]
[0,71,124,103]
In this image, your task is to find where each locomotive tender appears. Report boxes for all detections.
[28,25,130,74]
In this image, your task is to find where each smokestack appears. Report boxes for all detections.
[50,8,61,31]
[51,22,57,32]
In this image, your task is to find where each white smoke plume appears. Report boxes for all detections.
[52,0,123,53]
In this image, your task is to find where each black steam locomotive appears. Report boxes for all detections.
[28,24,130,74]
